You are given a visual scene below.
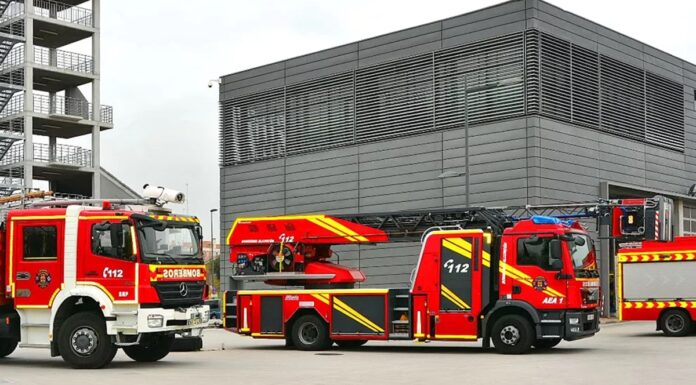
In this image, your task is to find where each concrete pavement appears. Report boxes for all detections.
[0,321,693,384]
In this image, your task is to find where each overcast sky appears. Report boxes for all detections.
[92,0,696,242]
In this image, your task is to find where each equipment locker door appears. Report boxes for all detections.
[434,233,482,340]
[11,219,64,308]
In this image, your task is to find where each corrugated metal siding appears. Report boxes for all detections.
[220,30,685,166]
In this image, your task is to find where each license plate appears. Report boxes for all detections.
[587,314,595,321]
[188,314,202,326]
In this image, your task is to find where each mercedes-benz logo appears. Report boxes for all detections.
[179,282,189,297]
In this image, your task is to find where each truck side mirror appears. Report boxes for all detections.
[574,236,586,246]
[549,239,563,271]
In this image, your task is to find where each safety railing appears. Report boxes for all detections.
[35,46,93,73]
[33,0,93,27]
[1,45,94,74]
[0,93,114,124]
[1,142,92,167]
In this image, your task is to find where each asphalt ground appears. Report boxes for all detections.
[0,321,693,384]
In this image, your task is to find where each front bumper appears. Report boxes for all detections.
[136,305,210,333]
[564,308,600,341]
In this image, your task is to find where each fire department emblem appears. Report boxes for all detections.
[35,269,52,289]
[532,276,548,292]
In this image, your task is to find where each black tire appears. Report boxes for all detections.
[123,334,175,362]
[58,311,117,369]
[0,338,18,358]
[660,309,692,337]
[335,340,367,349]
[290,314,331,351]
[491,314,534,354]
[533,338,561,350]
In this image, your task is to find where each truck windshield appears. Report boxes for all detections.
[566,234,598,278]
[136,219,202,264]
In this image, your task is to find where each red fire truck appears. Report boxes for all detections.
[0,186,210,368]
[223,197,673,353]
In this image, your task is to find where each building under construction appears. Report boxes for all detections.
[0,0,135,198]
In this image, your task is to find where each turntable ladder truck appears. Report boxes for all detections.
[223,196,671,354]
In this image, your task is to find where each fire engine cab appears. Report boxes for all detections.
[0,186,210,368]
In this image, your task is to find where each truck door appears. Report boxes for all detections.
[508,234,568,307]
[11,219,64,308]
[77,218,138,303]
[434,233,483,340]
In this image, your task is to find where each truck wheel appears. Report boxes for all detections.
[533,338,561,350]
[660,309,692,337]
[491,314,534,354]
[335,340,367,349]
[291,314,331,351]
[58,311,117,369]
[0,338,18,358]
[123,334,175,362]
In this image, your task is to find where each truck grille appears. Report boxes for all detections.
[152,281,205,308]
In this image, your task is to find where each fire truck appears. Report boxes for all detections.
[222,197,671,354]
[616,198,696,336]
[0,185,210,368]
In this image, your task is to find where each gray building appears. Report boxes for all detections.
[218,0,696,315]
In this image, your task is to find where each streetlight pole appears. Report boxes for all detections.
[209,208,218,294]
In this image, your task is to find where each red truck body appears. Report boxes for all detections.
[224,213,601,353]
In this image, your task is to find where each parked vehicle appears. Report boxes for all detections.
[0,186,210,368]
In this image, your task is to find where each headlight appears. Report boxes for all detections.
[148,314,164,328]
[569,317,580,325]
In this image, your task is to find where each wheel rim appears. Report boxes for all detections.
[298,322,319,345]
[665,314,686,333]
[71,326,99,356]
[500,325,520,346]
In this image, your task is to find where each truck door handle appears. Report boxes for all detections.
[512,285,522,294]
[85,271,99,277]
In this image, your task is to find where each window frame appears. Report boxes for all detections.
[90,222,136,261]
[516,234,563,272]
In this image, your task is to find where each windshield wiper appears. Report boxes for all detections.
[149,253,179,265]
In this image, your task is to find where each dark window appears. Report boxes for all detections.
[517,236,561,271]
[92,223,133,259]
[23,226,58,260]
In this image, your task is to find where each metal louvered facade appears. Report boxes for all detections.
[220,30,686,166]
[219,0,696,306]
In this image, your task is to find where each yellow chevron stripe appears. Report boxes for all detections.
[319,217,370,242]
[332,297,384,333]
[308,218,359,242]
[311,294,330,305]
[481,250,491,268]
[441,284,470,310]
[314,293,382,333]
[499,262,565,297]
[442,239,472,259]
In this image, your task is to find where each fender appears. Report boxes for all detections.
[49,285,115,339]
[482,299,543,340]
